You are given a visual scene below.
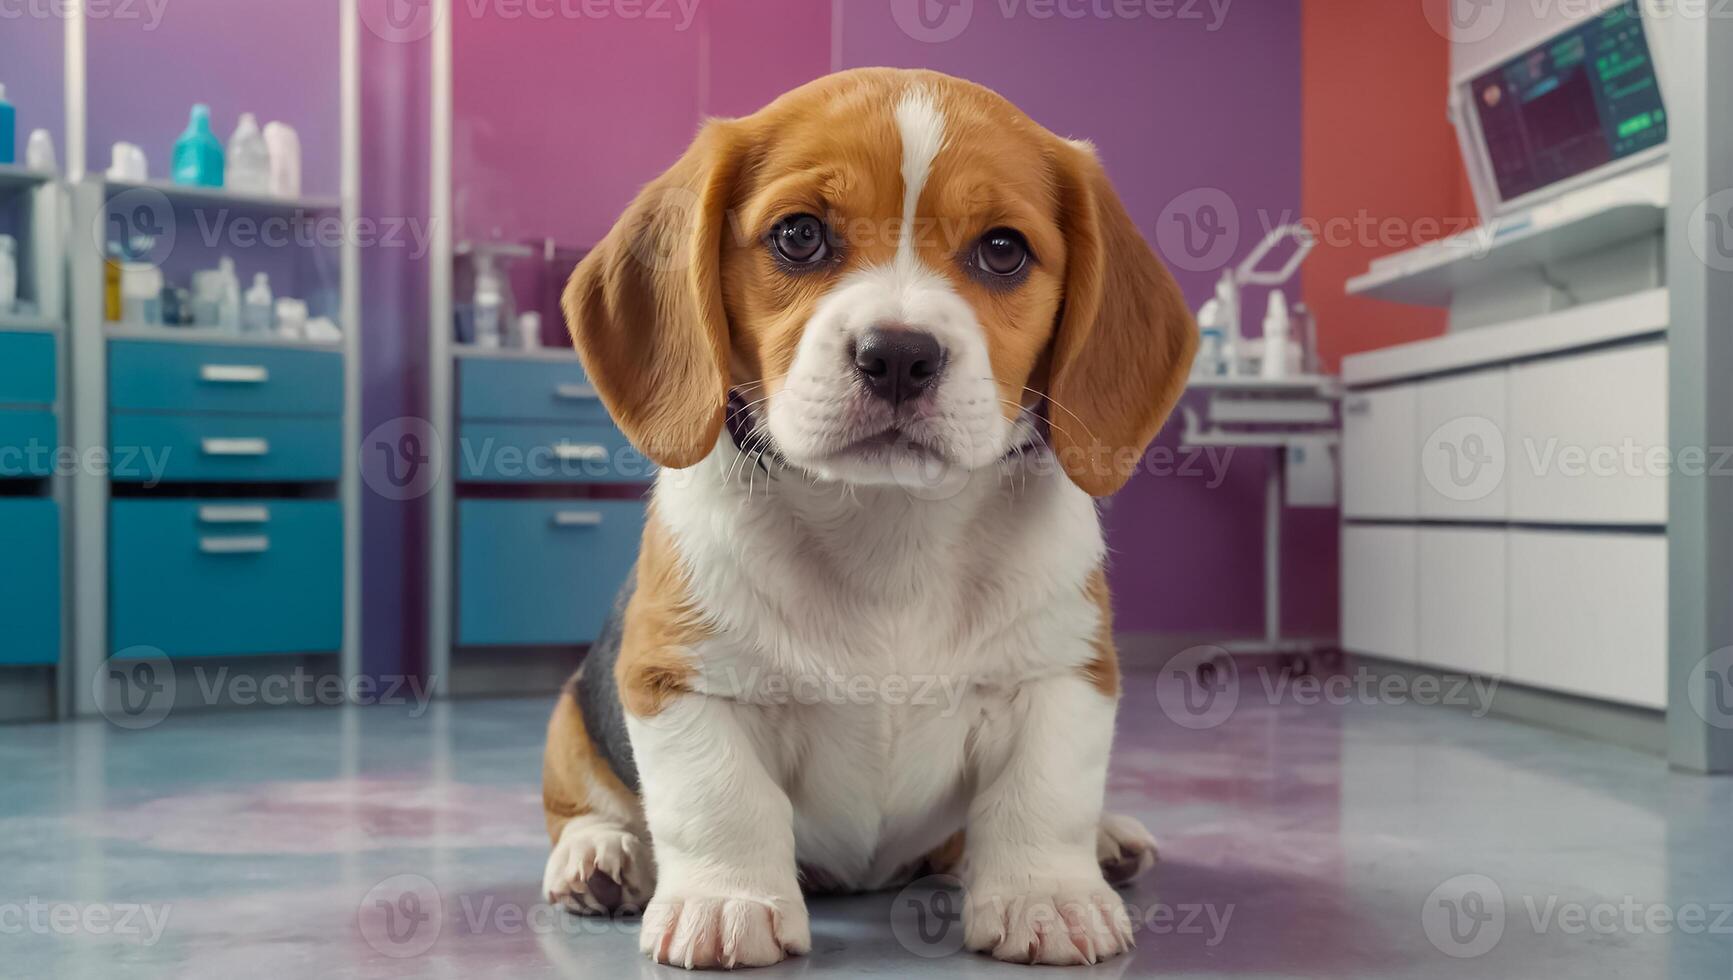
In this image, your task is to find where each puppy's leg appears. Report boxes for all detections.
[963,673,1135,966]
[542,685,653,915]
[630,693,809,969]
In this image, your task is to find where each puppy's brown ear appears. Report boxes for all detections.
[563,122,740,469]
[1048,141,1198,497]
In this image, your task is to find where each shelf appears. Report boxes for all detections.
[1346,165,1668,308]
[1186,374,1339,396]
[452,344,576,363]
[101,178,342,214]
[105,324,342,350]
[0,165,56,193]
[1341,288,1667,388]
[0,312,60,333]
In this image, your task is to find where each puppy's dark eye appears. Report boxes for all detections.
[770,214,830,266]
[973,228,1029,278]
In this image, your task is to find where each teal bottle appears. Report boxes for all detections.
[0,84,15,166]
[171,104,224,187]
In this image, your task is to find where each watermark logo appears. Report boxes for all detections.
[361,416,444,501]
[1423,416,1505,503]
[1423,0,1507,44]
[93,647,176,731]
[891,0,974,41]
[1156,188,1239,273]
[359,874,444,958]
[1688,189,1733,273]
[1687,646,1733,730]
[1422,874,1506,958]
[891,875,970,958]
[360,0,439,42]
[1154,645,1238,730]
[95,187,177,270]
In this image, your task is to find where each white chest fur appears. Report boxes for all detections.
[650,445,1108,888]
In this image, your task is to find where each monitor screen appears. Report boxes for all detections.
[1471,0,1666,205]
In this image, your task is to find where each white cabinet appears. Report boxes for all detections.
[1342,386,1418,519]
[1417,369,1509,520]
[1417,528,1506,677]
[1341,525,1417,662]
[1507,530,1667,709]
[1507,342,1668,525]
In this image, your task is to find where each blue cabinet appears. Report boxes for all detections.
[457,421,647,484]
[110,414,342,483]
[109,340,342,416]
[459,357,611,423]
[111,499,342,658]
[0,410,56,478]
[0,333,56,406]
[0,499,60,665]
[457,499,644,647]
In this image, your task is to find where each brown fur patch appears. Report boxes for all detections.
[1080,568,1120,698]
[616,509,708,719]
[541,687,639,843]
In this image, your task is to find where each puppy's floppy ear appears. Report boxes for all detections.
[1047,140,1198,497]
[563,121,740,469]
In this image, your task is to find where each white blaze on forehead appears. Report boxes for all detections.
[893,88,945,265]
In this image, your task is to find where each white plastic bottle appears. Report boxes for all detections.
[217,256,242,332]
[226,113,271,194]
[263,121,301,198]
[473,252,504,348]
[1261,290,1293,380]
[243,272,274,333]
[0,234,16,315]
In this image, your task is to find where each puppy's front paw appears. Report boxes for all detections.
[543,818,653,915]
[964,874,1135,966]
[640,890,811,970]
[1097,812,1159,887]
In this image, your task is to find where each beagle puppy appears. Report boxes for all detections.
[542,67,1196,969]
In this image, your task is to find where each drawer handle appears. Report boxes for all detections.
[200,364,270,384]
[555,383,598,400]
[552,510,603,528]
[552,442,608,462]
[202,438,271,457]
[1344,397,1370,417]
[198,505,270,524]
[199,535,270,555]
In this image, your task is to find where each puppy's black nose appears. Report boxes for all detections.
[853,328,945,405]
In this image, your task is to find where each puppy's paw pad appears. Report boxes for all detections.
[965,880,1135,966]
[640,894,811,969]
[1098,813,1159,887]
[543,821,652,916]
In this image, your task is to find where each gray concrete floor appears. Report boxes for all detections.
[3,657,1731,978]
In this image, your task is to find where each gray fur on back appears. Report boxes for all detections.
[568,568,641,793]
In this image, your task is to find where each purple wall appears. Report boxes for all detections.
[85,0,342,195]
[0,16,64,159]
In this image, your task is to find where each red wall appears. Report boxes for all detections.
[1301,0,1477,369]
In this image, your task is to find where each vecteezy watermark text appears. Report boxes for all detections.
[0,899,172,946]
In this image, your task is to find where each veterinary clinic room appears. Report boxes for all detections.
[5,0,1733,976]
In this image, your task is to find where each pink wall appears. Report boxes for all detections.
[448,0,1328,640]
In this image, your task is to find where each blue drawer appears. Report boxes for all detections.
[458,499,644,647]
[111,413,340,483]
[457,421,650,484]
[0,499,60,665]
[0,333,55,406]
[0,410,55,478]
[111,499,341,658]
[459,357,610,423]
[109,340,342,416]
